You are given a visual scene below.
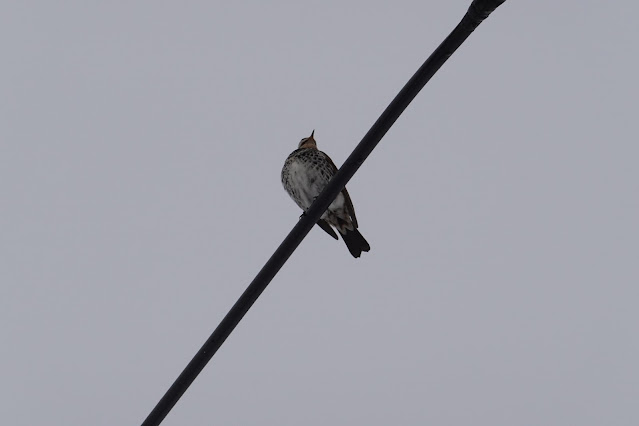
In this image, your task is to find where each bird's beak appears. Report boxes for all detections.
[310,130,315,140]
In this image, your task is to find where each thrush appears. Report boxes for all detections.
[281,131,370,258]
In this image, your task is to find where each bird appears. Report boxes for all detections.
[281,131,370,258]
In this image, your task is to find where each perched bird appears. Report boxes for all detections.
[281,131,370,258]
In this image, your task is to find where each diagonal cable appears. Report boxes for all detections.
[141,1,507,424]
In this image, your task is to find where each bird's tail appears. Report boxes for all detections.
[341,228,370,258]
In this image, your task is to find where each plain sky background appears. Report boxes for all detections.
[2,1,638,425]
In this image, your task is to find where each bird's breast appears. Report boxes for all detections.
[284,159,333,210]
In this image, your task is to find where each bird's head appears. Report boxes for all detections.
[298,130,317,149]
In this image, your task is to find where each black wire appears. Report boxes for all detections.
[141,1,507,424]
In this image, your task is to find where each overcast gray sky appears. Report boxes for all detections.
[2,1,638,425]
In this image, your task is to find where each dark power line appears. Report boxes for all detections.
[141,1,507,424]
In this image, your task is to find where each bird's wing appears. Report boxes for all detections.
[317,219,339,240]
[322,151,358,228]
[341,187,358,228]
[322,152,339,174]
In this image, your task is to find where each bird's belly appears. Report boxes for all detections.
[328,192,345,212]
[286,162,335,211]
[293,177,346,218]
